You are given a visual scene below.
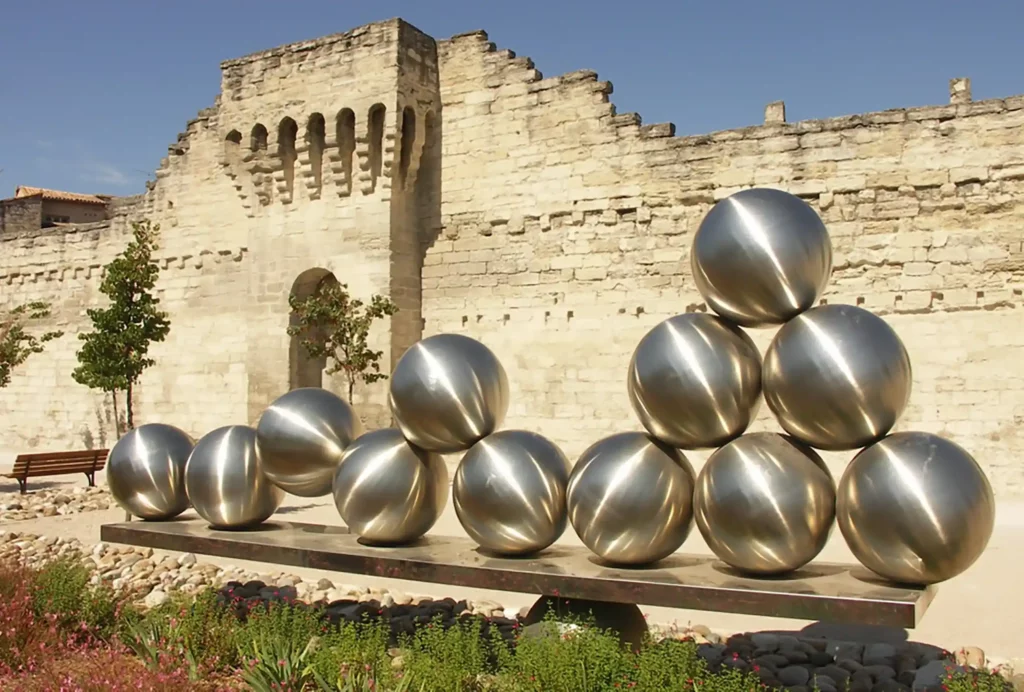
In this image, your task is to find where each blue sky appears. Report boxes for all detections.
[0,0,1020,197]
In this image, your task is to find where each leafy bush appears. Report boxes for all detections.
[30,555,124,640]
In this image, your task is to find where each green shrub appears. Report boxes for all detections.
[30,554,123,639]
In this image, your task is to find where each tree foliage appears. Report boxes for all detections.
[287,281,398,402]
[72,219,171,433]
[0,302,63,388]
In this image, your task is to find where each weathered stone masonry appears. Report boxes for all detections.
[2,19,1024,495]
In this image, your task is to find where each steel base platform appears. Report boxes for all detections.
[100,518,936,629]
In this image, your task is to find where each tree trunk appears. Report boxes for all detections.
[126,380,135,430]
[347,377,355,404]
[110,391,122,438]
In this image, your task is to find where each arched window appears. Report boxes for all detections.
[367,104,386,191]
[250,124,268,152]
[278,117,298,198]
[289,268,340,390]
[336,108,356,195]
[398,106,416,185]
[306,113,326,195]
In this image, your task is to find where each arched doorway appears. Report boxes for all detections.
[288,268,340,390]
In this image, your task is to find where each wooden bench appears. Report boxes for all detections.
[3,449,109,494]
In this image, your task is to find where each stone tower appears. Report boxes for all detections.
[212,19,441,424]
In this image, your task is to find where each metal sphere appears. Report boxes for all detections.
[627,313,762,449]
[837,432,995,585]
[453,430,571,556]
[107,423,194,521]
[255,387,364,497]
[763,304,912,451]
[184,425,285,529]
[691,187,833,327]
[693,432,836,575]
[389,333,510,454]
[567,432,696,566]
[332,428,449,545]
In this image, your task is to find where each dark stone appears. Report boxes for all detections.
[752,633,781,651]
[804,638,828,652]
[896,655,919,675]
[755,654,791,670]
[778,635,801,650]
[721,658,750,672]
[812,675,838,692]
[785,687,809,692]
[897,670,917,687]
[830,642,866,663]
[871,680,909,692]
[864,665,898,681]
[839,659,865,673]
[852,670,875,688]
[779,666,811,686]
[849,682,872,692]
[756,668,778,684]
[818,664,852,686]
[810,651,836,666]
[697,643,726,666]
[785,651,811,665]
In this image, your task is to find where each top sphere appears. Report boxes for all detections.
[691,188,833,327]
[389,334,510,454]
[255,387,364,497]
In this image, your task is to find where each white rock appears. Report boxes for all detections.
[144,590,169,609]
[177,553,197,567]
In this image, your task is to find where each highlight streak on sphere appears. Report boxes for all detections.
[628,313,762,449]
[693,432,836,575]
[453,430,571,556]
[108,423,194,521]
[691,187,833,328]
[837,431,995,585]
[184,426,285,529]
[389,333,510,454]
[255,387,364,497]
[567,432,696,566]
[763,304,913,451]
[333,428,449,545]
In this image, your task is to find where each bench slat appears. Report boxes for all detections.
[15,450,108,463]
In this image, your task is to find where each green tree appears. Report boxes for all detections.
[287,281,398,402]
[73,219,171,434]
[0,302,63,388]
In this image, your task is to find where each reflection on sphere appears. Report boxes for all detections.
[255,387,363,497]
[694,432,835,575]
[567,431,695,566]
[185,425,285,529]
[837,431,995,585]
[763,304,912,451]
[332,428,449,545]
[628,312,761,449]
[454,429,571,555]
[108,423,194,521]
[389,333,510,454]
[691,187,833,327]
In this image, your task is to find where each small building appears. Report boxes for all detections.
[0,186,111,234]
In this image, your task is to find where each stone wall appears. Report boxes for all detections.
[1,19,1023,496]
[424,31,1024,494]
[0,195,42,235]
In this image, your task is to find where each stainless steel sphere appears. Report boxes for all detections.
[255,387,364,497]
[184,425,285,529]
[567,432,696,565]
[837,432,995,585]
[627,313,762,449]
[107,423,194,521]
[763,304,912,451]
[691,187,833,327]
[388,333,510,454]
[333,428,449,545]
[453,430,571,556]
[693,432,836,575]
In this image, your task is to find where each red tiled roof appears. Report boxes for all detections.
[14,186,108,205]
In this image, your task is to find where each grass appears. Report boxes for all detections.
[0,550,1012,692]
